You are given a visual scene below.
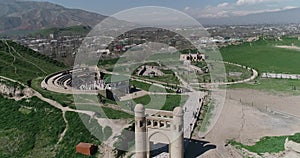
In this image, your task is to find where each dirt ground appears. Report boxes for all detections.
[200,89,300,158]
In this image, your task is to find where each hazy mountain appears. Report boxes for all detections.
[199,7,300,25]
[1,0,299,34]
[0,0,107,33]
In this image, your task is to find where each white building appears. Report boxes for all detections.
[179,53,205,62]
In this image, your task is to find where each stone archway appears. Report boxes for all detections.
[134,104,184,158]
[148,131,170,157]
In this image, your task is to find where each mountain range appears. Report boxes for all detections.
[0,0,106,33]
[0,0,300,34]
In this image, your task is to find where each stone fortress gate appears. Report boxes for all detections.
[135,104,184,158]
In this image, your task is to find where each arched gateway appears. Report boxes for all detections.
[135,104,184,158]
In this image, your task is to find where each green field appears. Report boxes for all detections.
[221,37,300,74]
[221,37,300,94]
[228,78,300,95]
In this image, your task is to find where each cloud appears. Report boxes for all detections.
[184,6,190,11]
[185,2,233,18]
[231,5,298,16]
[231,7,295,16]
[236,0,280,6]
[184,1,298,18]
[217,2,229,8]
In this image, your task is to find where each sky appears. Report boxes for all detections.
[30,0,300,18]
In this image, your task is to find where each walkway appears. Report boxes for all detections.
[262,72,300,80]
[188,61,259,87]
[182,91,206,138]
[174,71,206,139]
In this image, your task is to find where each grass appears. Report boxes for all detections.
[193,61,252,83]
[55,112,103,158]
[230,136,286,155]
[225,63,253,82]
[76,103,133,119]
[221,37,300,74]
[0,95,106,158]
[230,133,300,155]
[0,78,24,88]
[101,94,188,112]
[130,80,175,93]
[0,40,67,84]
[0,96,65,158]
[141,74,180,85]
[221,37,300,94]
[199,99,215,132]
[227,78,300,95]
[130,94,188,111]
[102,106,133,119]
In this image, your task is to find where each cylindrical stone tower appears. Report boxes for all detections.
[170,107,184,158]
[135,104,147,158]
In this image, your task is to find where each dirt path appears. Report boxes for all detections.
[54,111,69,149]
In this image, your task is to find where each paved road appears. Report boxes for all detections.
[174,71,207,138]
[182,91,206,138]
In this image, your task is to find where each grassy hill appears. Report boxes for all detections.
[0,40,67,83]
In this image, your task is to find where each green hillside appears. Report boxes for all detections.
[0,95,103,158]
[0,40,67,83]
